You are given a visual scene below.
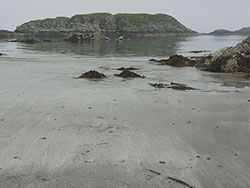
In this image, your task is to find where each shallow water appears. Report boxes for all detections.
[0,35,249,91]
[0,35,249,188]
[0,35,248,58]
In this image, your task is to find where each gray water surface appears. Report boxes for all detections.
[0,35,249,188]
[0,35,249,91]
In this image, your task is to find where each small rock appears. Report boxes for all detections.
[196,155,201,158]
[114,70,145,78]
[78,70,106,79]
[40,137,46,140]
[159,161,166,164]
[155,55,196,67]
[206,157,211,160]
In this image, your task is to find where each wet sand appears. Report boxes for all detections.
[0,54,249,188]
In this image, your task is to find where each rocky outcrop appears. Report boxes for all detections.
[150,55,196,67]
[78,70,106,79]
[114,70,145,78]
[195,36,250,73]
[209,27,250,35]
[15,13,197,39]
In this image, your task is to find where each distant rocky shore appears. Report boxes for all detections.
[1,13,249,41]
[208,27,250,35]
[0,30,14,38]
[13,13,197,40]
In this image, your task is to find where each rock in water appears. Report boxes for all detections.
[116,67,139,71]
[195,36,250,73]
[78,70,106,79]
[114,70,144,78]
[154,55,196,67]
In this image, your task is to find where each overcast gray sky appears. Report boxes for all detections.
[0,0,249,32]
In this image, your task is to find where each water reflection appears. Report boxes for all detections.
[16,36,183,57]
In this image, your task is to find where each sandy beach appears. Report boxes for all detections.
[0,39,249,188]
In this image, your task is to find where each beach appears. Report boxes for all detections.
[0,36,249,188]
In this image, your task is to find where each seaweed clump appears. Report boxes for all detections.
[114,70,144,78]
[149,82,168,88]
[151,55,196,67]
[78,70,106,79]
[169,82,197,90]
[149,82,197,90]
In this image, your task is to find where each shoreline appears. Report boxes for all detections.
[0,35,249,188]
[0,52,249,187]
